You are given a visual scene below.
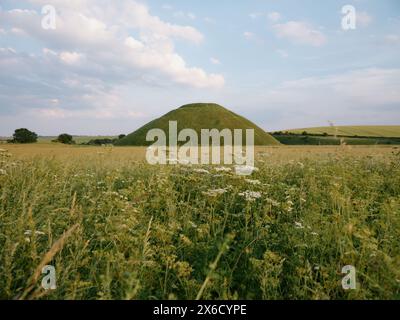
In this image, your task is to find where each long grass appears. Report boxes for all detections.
[0,146,399,300]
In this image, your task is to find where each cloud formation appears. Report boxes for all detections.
[273,21,326,46]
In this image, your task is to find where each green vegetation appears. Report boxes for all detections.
[116,103,280,146]
[273,134,400,145]
[38,136,118,144]
[0,146,399,300]
[9,128,38,144]
[287,126,400,138]
[53,134,75,145]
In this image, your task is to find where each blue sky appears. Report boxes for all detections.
[0,0,399,136]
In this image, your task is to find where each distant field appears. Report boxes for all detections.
[286,126,400,138]
[37,136,117,144]
[272,134,400,145]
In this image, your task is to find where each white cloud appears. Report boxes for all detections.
[249,12,263,20]
[162,4,172,10]
[174,11,196,20]
[258,68,400,129]
[59,51,84,65]
[267,12,281,22]
[357,11,373,27]
[243,31,265,44]
[0,1,223,89]
[273,21,326,46]
[243,31,254,39]
[210,57,221,65]
[384,34,400,44]
[276,49,288,58]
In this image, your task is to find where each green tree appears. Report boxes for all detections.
[118,134,126,140]
[11,128,38,143]
[55,133,75,144]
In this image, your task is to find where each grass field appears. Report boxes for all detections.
[0,144,399,300]
[272,134,400,145]
[37,136,118,144]
[286,126,400,138]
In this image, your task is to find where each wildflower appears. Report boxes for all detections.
[189,221,198,229]
[245,179,261,185]
[311,232,318,236]
[235,165,259,176]
[203,188,228,197]
[24,230,45,236]
[174,261,193,279]
[215,167,232,172]
[193,168,210,174]
[238,191,262,202]
[294,222,304,229]
[265,198,280,207]
[0,169,6,175]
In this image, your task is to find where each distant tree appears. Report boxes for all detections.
[55,133,75,144]
[86,138,116,146]
[118,134,126,140]
[323,132,328,137]
[10,128,38,143]
[302,131,308,136]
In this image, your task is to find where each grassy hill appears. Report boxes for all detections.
[116,103,280,146]
[286,126,400,138]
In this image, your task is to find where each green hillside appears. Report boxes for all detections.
[286,126,400,138]
[116,103,280,146]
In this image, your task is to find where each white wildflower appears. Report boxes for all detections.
[294,222,304,229]
[24,230,45,236]
[245,179,261,185]
[0,169,6,175]
[239,191,262,202]
[311,232,319,236]
[193,168,210,174]
[266,198,280,207]
[235,165,259,176]
[203,189,228,197]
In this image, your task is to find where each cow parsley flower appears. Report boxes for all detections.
[239,191,262,202]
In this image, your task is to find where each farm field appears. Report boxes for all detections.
[0,144,399,300]
[286,126,400,138]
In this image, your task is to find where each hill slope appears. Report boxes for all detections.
[286,126,400,138]
[116,103,280,146]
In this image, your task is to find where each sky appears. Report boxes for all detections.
[0,0,399,136]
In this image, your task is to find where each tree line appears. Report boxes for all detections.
[6,128,126,145]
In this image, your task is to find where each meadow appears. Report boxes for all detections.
[0,144,399,300]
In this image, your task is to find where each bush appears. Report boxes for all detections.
[9,128,38,144]
[54,134,75,144]
[118,134,126,140]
